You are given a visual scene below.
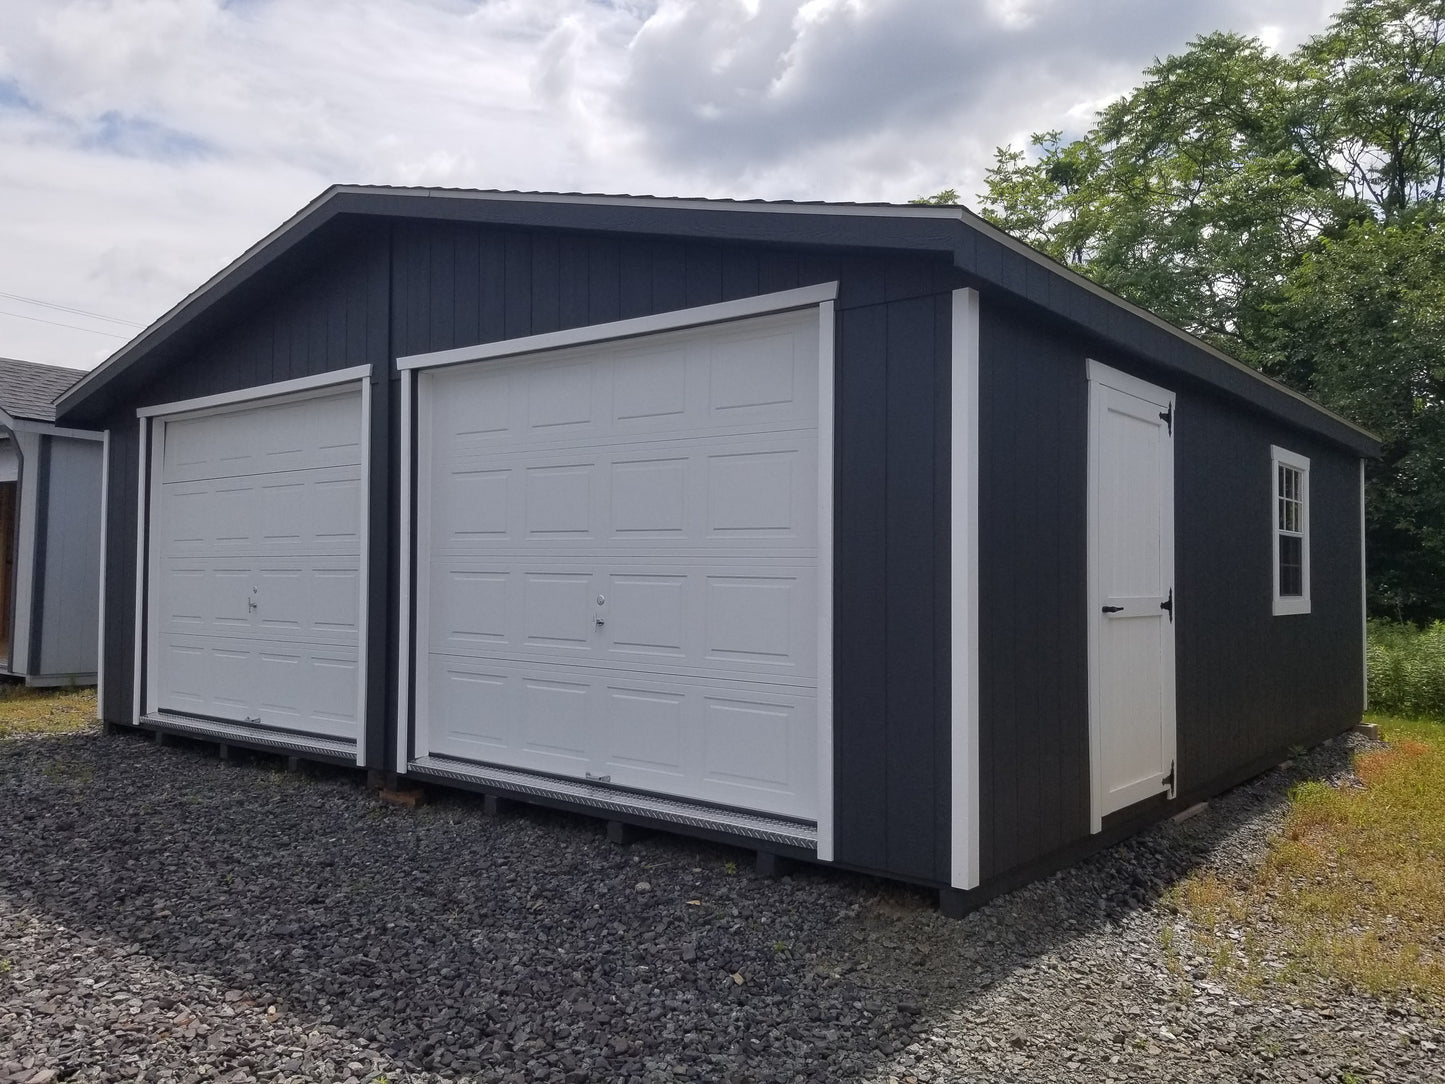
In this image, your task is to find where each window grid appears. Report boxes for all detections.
[1271,448,1310,615]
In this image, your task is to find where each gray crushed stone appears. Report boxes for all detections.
[1,725,1440,1083]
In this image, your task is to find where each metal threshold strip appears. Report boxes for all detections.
[141,712,358,761]
[408,755,818,851]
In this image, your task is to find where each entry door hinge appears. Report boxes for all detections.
[1163,759,1176,794]
[1160,587,1173,622]
[1159,403,1173,435]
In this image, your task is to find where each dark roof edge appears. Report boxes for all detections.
[55,185,1380,457]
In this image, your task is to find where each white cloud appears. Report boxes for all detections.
[0,0,1339,368]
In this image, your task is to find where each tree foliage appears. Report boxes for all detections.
[927,0,1445,620]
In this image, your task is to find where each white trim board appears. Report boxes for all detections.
[136,365,372,419]
[398,283,840,372]
[950,288,981,890]
[815,299,836,864]
[395,368,414,776]
[96,429,110,721]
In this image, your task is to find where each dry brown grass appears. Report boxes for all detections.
[1170,716,1445,1005]
[0,684,97,739]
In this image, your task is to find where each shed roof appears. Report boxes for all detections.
[0,356,86,423]
[53,185,1380,456]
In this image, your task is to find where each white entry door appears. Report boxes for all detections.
[415,308,821,821]
[147,386,368,746]
[1087,360,1176,829]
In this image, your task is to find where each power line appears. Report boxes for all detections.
[0,291,146,328]
[0,308,130,339]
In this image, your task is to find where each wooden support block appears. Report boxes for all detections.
[217,742,232,763]
[754,851,796,879]
[379,786,426,809]
[1171,801,1208,824]
[153,730,170,747]
[482,793,517,817]
[606,820,645,846]
[1354,721,1382,741]
[285,756,302,773]
[938,887,969,921]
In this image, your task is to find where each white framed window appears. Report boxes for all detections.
[1272,445,1310,615]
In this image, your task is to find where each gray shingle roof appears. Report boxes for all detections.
[0,357,86,422]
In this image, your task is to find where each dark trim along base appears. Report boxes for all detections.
[406,755,818,852]
[140,712,358,763]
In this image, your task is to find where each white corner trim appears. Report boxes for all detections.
[950,288,981,890]
[136,365,372,419]
[396,369,414,776]
[397,283,841,372]
[815,299,836,864]
[96,429,110,721]
[132,418,149,725]
[1271,444,1312,617]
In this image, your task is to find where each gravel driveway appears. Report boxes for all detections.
[1,725,1440,1084]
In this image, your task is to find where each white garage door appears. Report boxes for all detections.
[148,388,367,745]
[416,308,821,821]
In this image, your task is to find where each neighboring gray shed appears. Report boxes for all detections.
[0,357,103,686]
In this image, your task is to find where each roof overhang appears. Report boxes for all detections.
[54,185,1380,457]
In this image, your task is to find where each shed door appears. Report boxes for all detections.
[1087,362,1176,828]
[416,309,820,821]
[149,389,366,743]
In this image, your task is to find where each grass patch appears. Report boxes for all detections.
[1171,714,1445,1005]
[0,684,97,739]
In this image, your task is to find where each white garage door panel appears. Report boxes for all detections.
[150,388,366,743]
[161,392,364,483]
[156,558,362,645]
[425,658,818,818]
[159,636,359,737]
[159,467,362,558]
[418,308,820,821]
[425,559,817,683]
[428,434,817,555]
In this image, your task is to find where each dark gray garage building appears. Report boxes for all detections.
[55,187,1378,911]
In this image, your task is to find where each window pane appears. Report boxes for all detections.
[1279,535,1303,596]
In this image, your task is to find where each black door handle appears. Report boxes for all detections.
[1102,605,1124,613]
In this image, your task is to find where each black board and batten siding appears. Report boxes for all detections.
[73,193,1373,898]
[972,302,1365,885]
[91,216,965,887]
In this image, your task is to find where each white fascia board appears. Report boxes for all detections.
[398,284,840,371]
[1,417,105,441]
[950,288,981,890]
[137,365,372,419]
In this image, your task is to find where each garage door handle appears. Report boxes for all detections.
[594,616,605,627]
[1101,605,1123,613]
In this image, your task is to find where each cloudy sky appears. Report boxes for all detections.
[1,0,1341,370]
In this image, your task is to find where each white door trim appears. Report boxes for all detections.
[815,299,836,863]
[137,365,372,419]
[397,283,840,372]
[136,370,373,764]
[96,429,110,721]
[396,367,415,775]
[1086,359,1177,832]
[950,288,981,889]
[399,294,836,846]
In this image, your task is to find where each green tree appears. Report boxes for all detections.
[924,0,1445,620]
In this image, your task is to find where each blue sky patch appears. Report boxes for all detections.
[85,112,214,161]
[0,79,37,112]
